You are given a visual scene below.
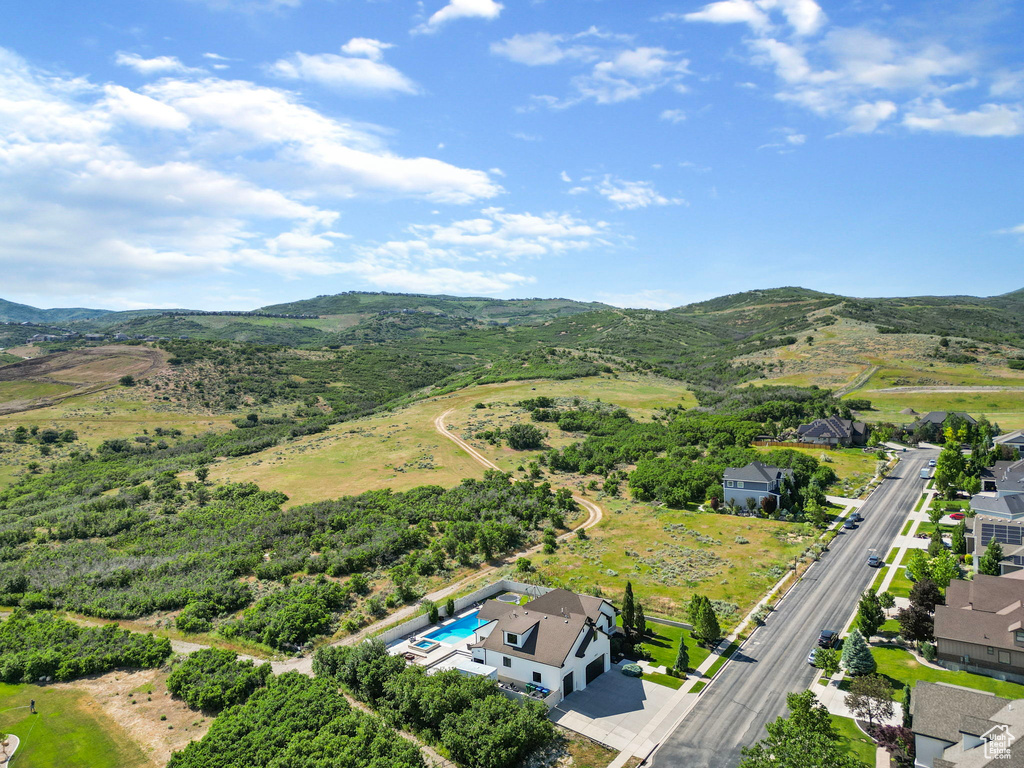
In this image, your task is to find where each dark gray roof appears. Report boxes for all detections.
[916,411,978,426]
[995,430,1024,446]
[723,461,793,484]
[796,416,865,441]
[935,575,1024,653]
[912,681,1009,744]
[471,588,612,669]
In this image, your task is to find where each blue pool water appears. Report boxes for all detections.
[423,611,485,644]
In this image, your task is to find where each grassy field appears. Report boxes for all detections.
[852,390,1024,429]
[536,498,812,623]
[871,646,1024,702]
[830,714,876,766]
[754,445,877,494]
[0,683,149,768]
[211,374,694,506]
[0,381,74,402]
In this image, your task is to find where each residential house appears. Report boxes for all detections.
[995,430,1024,455]
[722,461,793,509]
[470,588,615,701]
[915,412,979,429]
[979,460,1024,495]
[113,333,130,341]
[969,461,1024,573]
[795,416,867,446]
[934,574,1024,683]
[84,334,103,341]
[911,680,1022,767]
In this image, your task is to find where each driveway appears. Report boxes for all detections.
[549,664,677,751]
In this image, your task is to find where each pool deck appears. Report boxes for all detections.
[387,606,493,668]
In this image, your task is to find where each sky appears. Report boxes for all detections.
[2,0,1023,311]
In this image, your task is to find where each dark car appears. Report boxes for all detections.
[843,519,857,530]
[818,630,839,648]
[867,554,882,567]
[850,511,863,522]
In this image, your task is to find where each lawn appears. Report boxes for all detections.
[0,381,74,403]
[628,620,711,673]
[830,714,876,767]
[538,498,812,623]
[0,682,149,768]
[871,646,1024,702]
[887,565,915,599]
[850,388,1024,430]
[753,446,877,494]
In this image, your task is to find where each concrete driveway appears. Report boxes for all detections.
[549,664,677,751]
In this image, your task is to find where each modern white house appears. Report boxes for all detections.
[469,588,616,702]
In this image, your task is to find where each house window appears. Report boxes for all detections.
[999,650,1011,665]
[503,657,512,668]
[736,481,744,489]
[532,671,542,683]
[506,633,518,645]
[989,646,996,655]
[1016,631,1024,644]
[726,481,733,487]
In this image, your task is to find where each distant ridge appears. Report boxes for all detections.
[0,297,112,324]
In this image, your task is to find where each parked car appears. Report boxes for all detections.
[867,554,882,567]
[843,519,857,530]
[950,512,965,520]
[929,459,937,467]
[850,511,863,522]
[807,647,818,665]
[818,630,839,648]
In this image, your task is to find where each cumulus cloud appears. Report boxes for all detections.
[903,99,1024,137]
[268,39,419,95]
[0,45,507,303]
[414,0,503,35]
[115,52,202,76]
[493,30,690,107]
[660,108,687,123]
[594,177,685,210]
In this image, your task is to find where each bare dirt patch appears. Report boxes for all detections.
[49,669,210,767]
[0,346,166,415]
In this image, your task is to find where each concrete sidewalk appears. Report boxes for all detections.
[815,676,902,725]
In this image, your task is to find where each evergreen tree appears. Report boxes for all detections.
[902,684,913,729]
[856,590,885,640]
[635,602,647,638]
[840,629,876,676]
[927,527,945,557]
[979,538,1004,576]
[674,635,689,674]
[950,520,967,556]
[693,597,721,646]
[621,582,636,637]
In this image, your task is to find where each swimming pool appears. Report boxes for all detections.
[423,611,485,644]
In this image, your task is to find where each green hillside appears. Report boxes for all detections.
[0,297,111,324]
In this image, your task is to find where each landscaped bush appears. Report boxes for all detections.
[621,663,643,677]
[167,648,271,713]
[0,610,170,683]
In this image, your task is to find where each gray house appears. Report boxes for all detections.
[796,416,867,447]
[722,462,792,509]
[911,680,1022,767]
[995,429,1024,454]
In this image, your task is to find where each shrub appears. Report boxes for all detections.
[167,648,271,713]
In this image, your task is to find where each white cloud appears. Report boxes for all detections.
[679,0,825,36]
[595,177,684,210]
[414,0,503,35]
[268,40,419,95]
[683,1,771,33]
[843,100,898,133]
[102,85,191,130]
[786,132,806,144]
[903,99,1024,137]
[494,31,691,108]
[114,52,202,76]
[560,170,572,182]
[661,108,687,123]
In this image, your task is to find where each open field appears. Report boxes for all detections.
[753,445,878,493]
[534,498,812,623]
[211,374,694,505]
[848,387,1024,429]
[0,680,153,768]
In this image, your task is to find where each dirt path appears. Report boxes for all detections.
[835,365,879,397]
[870,385,1024,394]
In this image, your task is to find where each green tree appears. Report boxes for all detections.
[634,602,647,638]
[902,684,913,728]
[739,691,862,768]
[927,549,958,590]
[692,597,721,646]
[905,549,930,583]
[195,465,210,483]
[896,605,934,643]
[934,445,966,500]
[927,526,946,557]
[909,579,943,613]
[445,598,456,618]
[841,629,876,675]
[814,647,840,678]
[119,374,135,387]
[844,674,894,728]
[878,591,896,615]
[621,582,636,637]
[979,538,1004,576]
[927,505,944,527]
[505,423,546,450]
[674,635,689,675]
[951,521,967,556]
[856,590,885,640]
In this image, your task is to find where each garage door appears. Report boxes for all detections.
[585,655,606,684]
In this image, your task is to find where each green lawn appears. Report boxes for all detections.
[914,494,928,512]
[636,621,711,673]
[900,519,914,536]
[830,714,876,767]
[887,566,915,599]
[642,671,684,690]
[872,646,1024,702]
[0,682,148,768]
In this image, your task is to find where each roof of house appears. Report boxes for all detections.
[912,681,1010,744]
[796,416,865,441]
[722,461,793,484]
[471,588,613,669]
[915,411,978,426]
[995,430,1024,446]
[980,461,1024,496]
[935,575,1024,653]
[971,494,1024,519]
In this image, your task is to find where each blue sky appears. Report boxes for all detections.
[2,0,1022,311]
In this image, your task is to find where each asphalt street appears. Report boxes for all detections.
[650,447,937,768]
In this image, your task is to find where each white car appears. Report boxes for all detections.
[928,459,937,467]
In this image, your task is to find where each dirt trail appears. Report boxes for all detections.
[870,385,1024,394]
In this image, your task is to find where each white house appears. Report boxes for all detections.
[470,588,615,701]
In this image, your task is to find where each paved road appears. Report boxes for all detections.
[650,448,937,768]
